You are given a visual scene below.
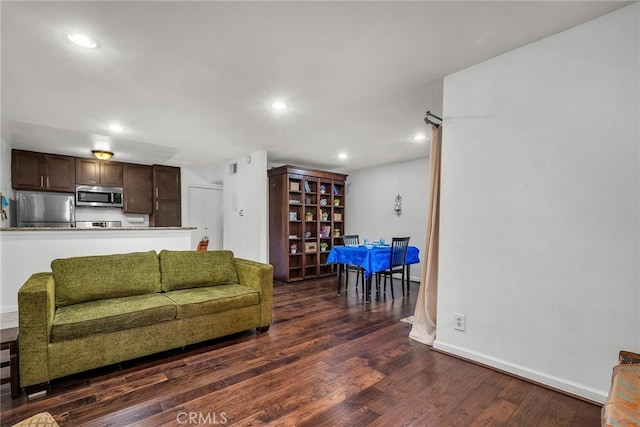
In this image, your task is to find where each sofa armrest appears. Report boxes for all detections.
[18,273,56,387]
[234,258,273,327]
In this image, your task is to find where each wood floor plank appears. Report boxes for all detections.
[0,277,602,427]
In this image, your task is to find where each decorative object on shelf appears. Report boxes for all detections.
[289,212,298,221]
[321,226,331,238]
[290,243,297,254]
[333,213,342,221]
[305,211,313,221]
[333,228,340,237]
[305,197,311,204]
[320,198,328,206]
[321,211,329,221]
[319,185,327,194]
[288,235,298,239]
[304,231,312,238]
[334,198,340,206]
[196,236,209,252]
[304,181,311,192]
[290,182,300,191]
[305,242,317,252]
[394,194,403,216]
[289,199,301,204]
[320,242,328,252]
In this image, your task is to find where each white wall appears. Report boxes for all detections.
[435,4,639,403]
[223,150,268,263]
[346,158,430,281]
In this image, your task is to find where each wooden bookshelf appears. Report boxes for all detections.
[268,165,347,282]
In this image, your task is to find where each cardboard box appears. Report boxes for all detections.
[333,213,342,221]
[304,242,317,253]
[289,182,300,191]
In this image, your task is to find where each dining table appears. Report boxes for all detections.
[326,244,420,302]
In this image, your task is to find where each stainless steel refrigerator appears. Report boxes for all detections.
[16,191,75,227]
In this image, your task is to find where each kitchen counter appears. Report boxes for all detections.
[0,226,195,231]
[0,226,196,313]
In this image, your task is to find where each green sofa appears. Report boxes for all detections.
[18,250,273,393]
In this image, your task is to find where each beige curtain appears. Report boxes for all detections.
[409,125,441,346]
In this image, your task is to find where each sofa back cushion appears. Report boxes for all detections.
[159,250,239,291]
[52,251,161,307]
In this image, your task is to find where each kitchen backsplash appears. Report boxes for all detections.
[75,207,149,227]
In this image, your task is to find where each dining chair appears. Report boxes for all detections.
[342,234,365,293]
[377,237,410,299]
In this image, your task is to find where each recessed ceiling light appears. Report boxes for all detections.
[271,101,288,110]
[68,33,97,49]
[338,152,348,160]
[107,123,124,133]
[413,133,427,142]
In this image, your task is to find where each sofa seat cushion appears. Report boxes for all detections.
[51,293,176,343]
[164,284,260,319]
[159,250,239,291]
[52,251,161,307]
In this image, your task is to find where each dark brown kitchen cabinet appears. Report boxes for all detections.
[11,149,76,192]
[75,158,123,187]
[123,163,152,214]
[150,165,181,227]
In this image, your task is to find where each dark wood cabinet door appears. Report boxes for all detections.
[100,161,123,187]
[76,159,122,187]
[75,158,100,185]
[151,165,181,227]
[11,150,44,190]
[153,199,182,227]
[154,165,181,200]
[44,154,76,192]
[123,164,152,214]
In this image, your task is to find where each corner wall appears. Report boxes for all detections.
[223,150,268,263]
[435,4,639,403]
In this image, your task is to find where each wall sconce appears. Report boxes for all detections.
[92,150,114,160]
[394,194,403,216]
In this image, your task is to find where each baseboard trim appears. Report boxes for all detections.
[432,340,607,405]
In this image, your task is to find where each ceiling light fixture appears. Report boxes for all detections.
[271,101,288,110]
[68,33,97,49]
[338,152,348,160]
[92,150,114,160]
[413,133,427,142]
[107,123,124,133]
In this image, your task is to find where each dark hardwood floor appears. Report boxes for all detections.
[1,276,601,426]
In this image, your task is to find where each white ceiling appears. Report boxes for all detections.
[1,1,632,182]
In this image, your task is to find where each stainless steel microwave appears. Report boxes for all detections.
[76,185,123,207]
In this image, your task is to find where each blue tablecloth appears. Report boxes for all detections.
[326,245,420,278]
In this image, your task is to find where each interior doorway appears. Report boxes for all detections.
[188,186,223,250]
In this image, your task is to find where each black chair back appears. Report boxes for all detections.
[343,235,359,246]
[390,237,410,268]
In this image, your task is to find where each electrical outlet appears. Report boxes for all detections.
[454,313,466,331]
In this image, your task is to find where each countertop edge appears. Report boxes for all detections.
[0,227,196,231]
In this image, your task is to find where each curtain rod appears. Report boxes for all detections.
[424,111,442,128]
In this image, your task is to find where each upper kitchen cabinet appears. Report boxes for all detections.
[122,163,153,214]
[12,149,76,193]
[150,165,181,227]
[75,158,123,187]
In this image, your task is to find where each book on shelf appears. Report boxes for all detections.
[304,181,311,192]
[333,184,338,195]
